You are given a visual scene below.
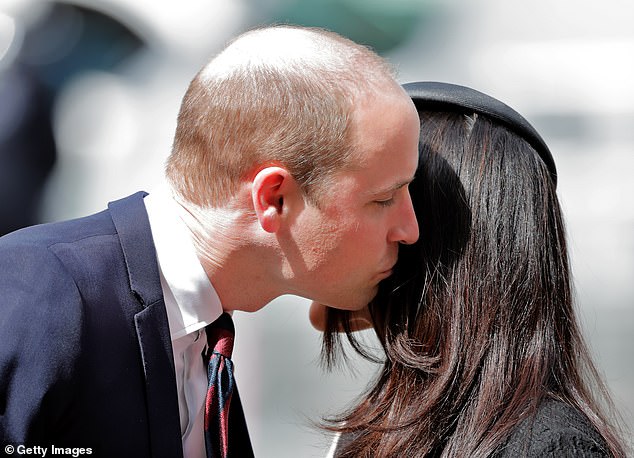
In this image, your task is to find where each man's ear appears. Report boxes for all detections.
[251,166,293,233]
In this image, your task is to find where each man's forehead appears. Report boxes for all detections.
[329,87,419,198]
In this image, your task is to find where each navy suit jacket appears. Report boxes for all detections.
[0,192,184,457]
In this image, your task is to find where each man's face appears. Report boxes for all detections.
[284,89,420,310]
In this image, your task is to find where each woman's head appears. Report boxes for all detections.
[321,82,624,456]
[379,93,567,372]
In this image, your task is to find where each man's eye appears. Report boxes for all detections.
[375,198,395,207]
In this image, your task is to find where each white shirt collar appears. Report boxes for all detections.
[144,186,223,340]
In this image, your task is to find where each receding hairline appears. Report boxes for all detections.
[198,25,396,90]
[202,26,337,80]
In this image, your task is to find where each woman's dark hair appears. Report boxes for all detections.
[322,111,626,457]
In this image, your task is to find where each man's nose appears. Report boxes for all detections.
[390,191,419,245]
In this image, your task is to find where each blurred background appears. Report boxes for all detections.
[0,0,632,455]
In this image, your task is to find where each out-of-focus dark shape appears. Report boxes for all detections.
[0,62,56,235]
[0,2,146,235]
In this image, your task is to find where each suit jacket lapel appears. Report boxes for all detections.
[109,192,183,458]
[134,305,184,458]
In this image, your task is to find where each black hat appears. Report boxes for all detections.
[404,81,557,188]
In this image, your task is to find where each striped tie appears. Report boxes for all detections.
[203,313,253,458]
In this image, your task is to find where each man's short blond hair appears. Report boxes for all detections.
[166,25,397,207]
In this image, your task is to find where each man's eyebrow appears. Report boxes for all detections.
[370,176,415,196]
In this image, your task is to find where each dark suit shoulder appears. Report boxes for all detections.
[496,400,610,457]
[0,206,115,249]
[0,205,122,308]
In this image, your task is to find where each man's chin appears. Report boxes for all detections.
[308,300,373,332]
[311,284,377,313]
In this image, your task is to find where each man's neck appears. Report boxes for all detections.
[176,198,282,313]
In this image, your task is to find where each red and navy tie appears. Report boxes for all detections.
[203,313,253,458]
